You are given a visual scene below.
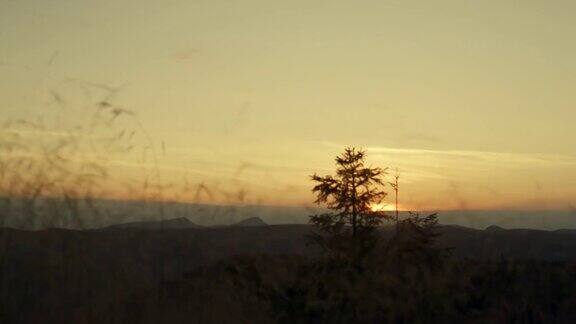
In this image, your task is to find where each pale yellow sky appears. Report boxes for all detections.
[1,0,576,210]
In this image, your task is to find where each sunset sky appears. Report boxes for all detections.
[1,0,576,211]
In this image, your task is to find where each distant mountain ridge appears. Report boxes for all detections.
[3,196,576,230]
[105,217,202,230]
[104,216,268,229]
[4,223,576,261]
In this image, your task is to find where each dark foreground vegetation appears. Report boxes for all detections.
[146,224,576,324]
[3,224,576,323]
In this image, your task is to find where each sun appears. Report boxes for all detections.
[370,203,395,212]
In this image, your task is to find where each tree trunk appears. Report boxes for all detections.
[395,189,399,236]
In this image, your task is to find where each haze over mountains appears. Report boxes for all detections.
[1,197,575,231]
[105,216,268,230]
[105,217,204,230]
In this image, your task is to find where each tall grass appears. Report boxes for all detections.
[0,82,278,230]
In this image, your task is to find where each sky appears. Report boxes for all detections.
[1,0,576,211]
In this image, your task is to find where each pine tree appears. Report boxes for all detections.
[309,147,388,254]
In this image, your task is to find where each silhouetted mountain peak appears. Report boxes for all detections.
[233,217,268,227]
[485,225,505,231]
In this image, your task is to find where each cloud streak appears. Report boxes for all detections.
[365,146,576,168]
[311,141,576,171]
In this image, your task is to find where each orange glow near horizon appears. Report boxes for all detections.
[370,203,400,212]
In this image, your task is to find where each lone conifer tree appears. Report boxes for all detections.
[310,147,388,241]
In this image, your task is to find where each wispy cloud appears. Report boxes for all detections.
[367,146,576,170]
[318,141,576,168]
